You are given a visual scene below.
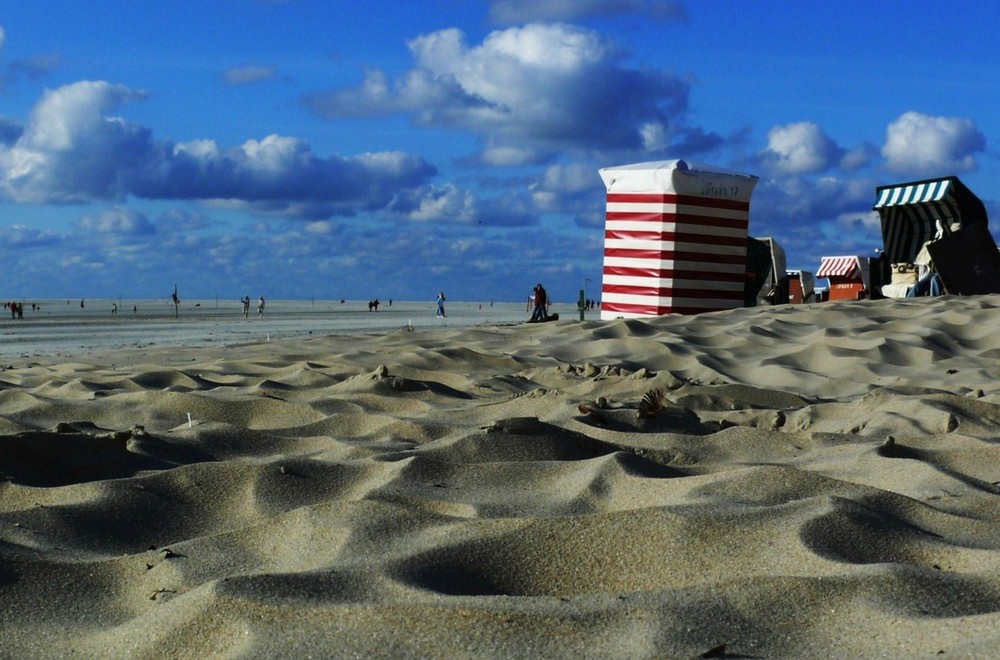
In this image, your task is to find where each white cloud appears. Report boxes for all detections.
[488,0,686,24]
[0,81,153,202]
[389,182,538,227]
[752,174,877,226]
[531,163,605,221]
[881,111,985,175]
[389,183,476,223]
[305,221,334,234]
[836,209,881,233]
[241,134,307,173]
[470,22,611,71]
[758,121,843,175]
[839,143,876,171]
[303,23,694,156]
[540,162,599,194]
[25,81,146,151]
[174,139,219,159]
[0,116,23,146]
[75,206,155,235]
[640,122,667,151]
[0,81,438,217]
[480,143,542,166]
[220,64,276,86]
[4,53,62,85]
[0,223,60,248]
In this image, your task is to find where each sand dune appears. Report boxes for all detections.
[3,295,1000,657]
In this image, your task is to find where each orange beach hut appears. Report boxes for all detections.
[816,256,871,300]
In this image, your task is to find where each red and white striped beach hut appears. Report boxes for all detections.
[598,160,759,318]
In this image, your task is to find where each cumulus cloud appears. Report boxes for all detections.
[0,116,22,145]
[0,223,60,248]
[479,143,546,167]
[304,220,335,235]
[75,206,156,236]
[387,182,536,226]
[531,162,600,209]
[0,81,155,202]
[839,143,877,171]
[541,162,600,195]
[488,0,686,24]
[389,183,477,223]
[158,207,209,232]
[757,121,844,175]
[220,64,276,86]
[133,135,436,212]
[752,174,877,228]
[303,23,695,157]
[835,209,881,233]
[3,52,61,86]
[881,111,985,175]
[0,80,438,217]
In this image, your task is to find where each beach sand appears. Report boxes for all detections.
[2,295,1000,657]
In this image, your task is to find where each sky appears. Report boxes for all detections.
[1,0,998,303]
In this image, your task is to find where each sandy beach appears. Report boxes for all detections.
[2,294,1000,657]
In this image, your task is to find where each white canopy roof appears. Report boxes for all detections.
[599,159,758,200]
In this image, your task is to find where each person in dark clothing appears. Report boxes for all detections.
[529,283,548,322]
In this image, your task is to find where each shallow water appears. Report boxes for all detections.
[0,299,559,359]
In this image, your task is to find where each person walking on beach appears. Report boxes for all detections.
[529,283,548,322]
[436,291,446,318]
[257,295,265,318]
[241,295,250,318]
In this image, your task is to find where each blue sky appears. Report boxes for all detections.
[1,0,998,303]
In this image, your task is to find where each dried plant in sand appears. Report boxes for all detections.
[636,387,666,419]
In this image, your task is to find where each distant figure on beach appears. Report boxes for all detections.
[111,303,118,315]
[80,299,85,308]
[257,296,265,318]
[241,295,250,318]
[436,292,446,318]
[368,299,380,312]
[528,283,548,323]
